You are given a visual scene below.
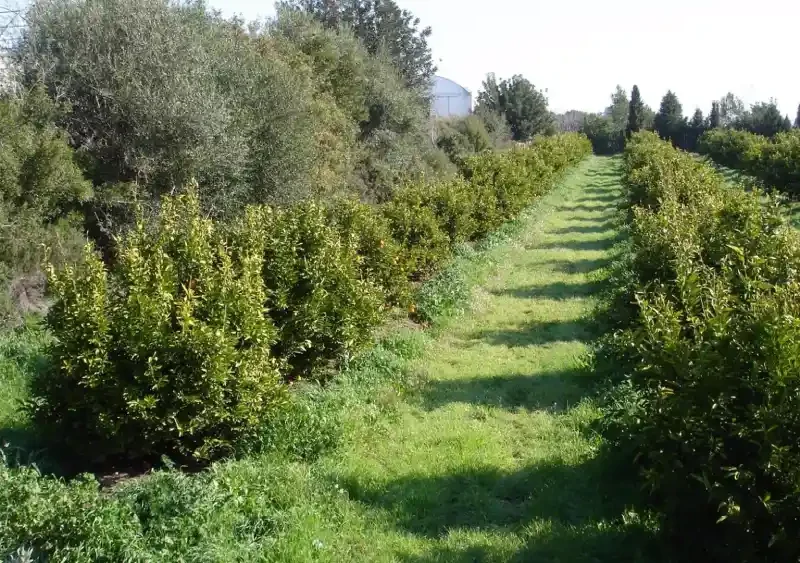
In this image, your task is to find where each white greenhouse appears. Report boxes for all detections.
[431,76,472,118]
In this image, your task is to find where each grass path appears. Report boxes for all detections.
[313,156,656,562]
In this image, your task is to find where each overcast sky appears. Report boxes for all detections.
[215,0,798,117]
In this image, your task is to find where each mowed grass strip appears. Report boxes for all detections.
[312,156,659,562]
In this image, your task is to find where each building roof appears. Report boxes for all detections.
[432,76,471,97]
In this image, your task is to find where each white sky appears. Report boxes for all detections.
[217,0,799,117]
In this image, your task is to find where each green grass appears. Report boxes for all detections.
[305,156,658,562]
[0,157,660,562]
[0,323,50,459]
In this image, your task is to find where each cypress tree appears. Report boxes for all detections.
[795,104,800,128]
[709,102,721,129]
[626,85,644,138]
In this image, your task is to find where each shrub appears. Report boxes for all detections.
[328,199,411,306]
[381,193,451,279]
[435,115,494,167]
[393,177,478,246]
[0,88,91,325]
[30,190,286,463]
[606,131,800,562]
[699,128,800,197]
[698,128,768,170]
[255,202,385,379]
[461,133,590,237]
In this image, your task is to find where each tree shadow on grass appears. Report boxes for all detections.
[564,215,616,224]
[419,367,594,413]
[540,257,613,275]
[586,168,621,180]
[548,222,616,235]
[556,203,617,213]
[532,234,623,252]
[574,193,620,204]
[398,524,661,563]
[466,317,597,348]
[491,280,601,301]
[343,450,658,562]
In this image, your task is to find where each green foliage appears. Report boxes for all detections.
[31,190,286,463]
[625,85,644,137]
[683,108,706,151]
[581,86,635,155]
[606,85,629,133]
[553,109,589,133]
[435,115,494,167]
[256,202,385,379]
[328,199,411,306]
[17,0,443,222]
[476,73,553,141]
[278,0,436,92]
[736,101,791,137]
[718,92,746,127]
[19,0,336,211]
[606,131,800,562]
[381,190,451,279]
[795,104,800,128]
[473,107,514,148]
[463,133,592,235]
[581,114,625,155]
[709,101,721,129]
[413,262,470,323]
[26,133,589,467]
[0,461,145,561]
[699,128,800,196]
[271,10,441,203]
[0,88,91,325]
[653,90,686,146]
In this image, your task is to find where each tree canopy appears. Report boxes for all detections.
[476,74,552,141]
[605,85,629,134]
[278,0,435,92]
[736,101,791,137]
[709,101,721,128]
[626,85,644,137]
[654,90,686,145]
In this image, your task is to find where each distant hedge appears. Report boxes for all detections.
[31,133,592,464]
[699,128,800,196]
[607,131,800,562]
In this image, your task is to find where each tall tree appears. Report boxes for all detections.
[626,84,644,137]
[795,104,800,128]
[654,90,686,145]
[641,104,656,130]
[718,92,745,127]
[476,74,551,141]
[279,0,435,91]
[605,85,629,133]
[690,108,705,129]
[783,115,793,132]
[709,101,721,128]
